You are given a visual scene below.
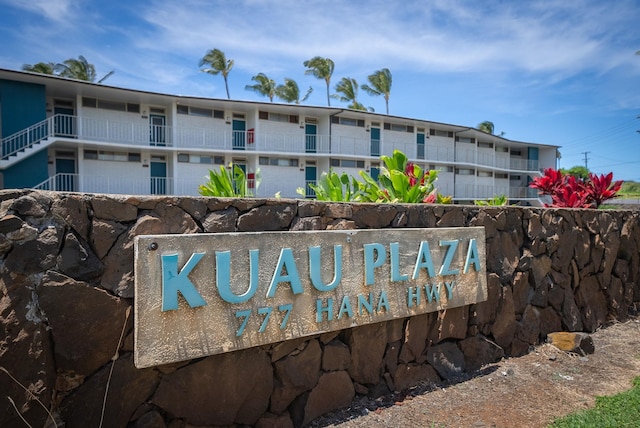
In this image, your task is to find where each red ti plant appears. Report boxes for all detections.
[529,168,565,195]
[585,172,623,208]
[529,168,622,208]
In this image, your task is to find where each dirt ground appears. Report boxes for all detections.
[310,318,640,428]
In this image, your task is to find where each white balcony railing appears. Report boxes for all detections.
[3,114,540,172]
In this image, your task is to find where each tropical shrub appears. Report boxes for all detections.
[474,194,508,206]
[358,149,440,203]
[199,164,258,197]
[297,169,360,201]
[529,168,622,208]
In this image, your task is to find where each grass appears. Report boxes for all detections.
[619,181,640,198]
[548,376,640,427]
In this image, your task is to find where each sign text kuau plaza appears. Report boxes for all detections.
[134,227,487,368]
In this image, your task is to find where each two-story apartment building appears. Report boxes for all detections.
[0,68,558,204]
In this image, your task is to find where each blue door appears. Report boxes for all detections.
[370,127,380,157]
[305,123,317,153]
[54,107,75,137]
[305,165,316,198]
[528,147,539,170]
[150,115,166,146]
[416,133,425,159]
[55,158,76,191]
[232,119,246,150]
[371,166,380,182]
[150,158,167,194]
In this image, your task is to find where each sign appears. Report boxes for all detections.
[134,227,487,368]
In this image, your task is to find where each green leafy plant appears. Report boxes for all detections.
[199,164,257,197]
[474,194,508,206]
[358,149,439,203]
[297,169,360,201]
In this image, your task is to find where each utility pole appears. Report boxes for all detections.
[581,151,590,170]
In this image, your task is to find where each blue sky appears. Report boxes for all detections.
[1,0,639,179]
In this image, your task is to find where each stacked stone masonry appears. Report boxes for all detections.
[0,190,638,427]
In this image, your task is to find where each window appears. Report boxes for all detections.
[456,137,475,144]
[190,107,213,117]
[331,117,364,127]
[177,105,223,118]
[496,146,509,153]
[179,154,226,164]
[259,111,299,123]
[445,166,454,173]
[259,156,298,167]
[84,97,139,113]
[477,170,493,177]
[98,100,126,112]
[82,97,97,108]
[478,141,493,149]
[150,107,165,114]
[430,129,454,138]
[83,150,128,161]
[385,123,414,133]
[510,175,522,180]
[496,173,508,179]
[511,150,522,156]
[128,153,141,162]
[456,168,475,175]
[330,158,365,168]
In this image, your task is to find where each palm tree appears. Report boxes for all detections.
[477,121,495,134]
[275,78,313,104]
[57,55,114,83]
[303,56,334,106]
[22,62,57,75]
[331,77,367,111]
[361,68,392,114]
[200,48,234,99]
[245,73,277,102]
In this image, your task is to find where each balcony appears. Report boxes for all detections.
[2,114,540,173]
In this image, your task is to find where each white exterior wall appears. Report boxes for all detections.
[174,115,228,150]
[331,124,369,156]
[256,119,306,153]
[257,165,305,198]
[539,147,557,171]
[80,158,149,195]
[495,150,510,170]
[173,161,217,196]
[477,146,495,168]
[382,130,414,159]
[79,107,150,145]
[425,136,455,163]
[436,172,454,197]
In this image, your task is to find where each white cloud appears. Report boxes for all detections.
[131,0,639,80]
[0,0,76,22]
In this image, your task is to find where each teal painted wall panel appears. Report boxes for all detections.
[0,79,47,138]
[0,79,48,189]
[3,150,48,189]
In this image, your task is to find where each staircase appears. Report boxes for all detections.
[0,115,74,169]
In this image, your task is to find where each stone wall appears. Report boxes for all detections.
[0,190,638,428]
